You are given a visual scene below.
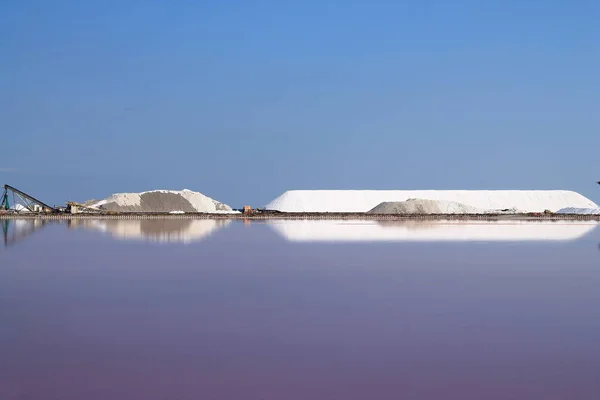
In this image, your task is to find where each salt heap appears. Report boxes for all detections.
[90,189,237,213]
[265,190,598,213]
[556,207,600,215]
[369,199,486,214]
[9,204,31,213]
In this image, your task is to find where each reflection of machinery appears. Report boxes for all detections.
[1,219,7,246]
[1,184,58,213]
[2,219,51,247]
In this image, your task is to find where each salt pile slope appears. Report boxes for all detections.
[557,207,600,215]
[91,189,236,213]
[265,190,598,213]
[369,199,484,214]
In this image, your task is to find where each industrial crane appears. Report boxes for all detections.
[0,184,58,213]
[0,184,111,214]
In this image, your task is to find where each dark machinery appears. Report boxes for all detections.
[65,201,106,214]
[0,184,58,213]
[0,191,7,210]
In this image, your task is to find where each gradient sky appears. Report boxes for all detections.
[1,0,599,207]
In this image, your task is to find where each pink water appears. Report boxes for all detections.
[1,220,599,399]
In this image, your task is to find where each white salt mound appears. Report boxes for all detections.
[10,204,30,212]
[369,199,486,214]
[266,190,598,213]
[90,189,238,213]
[556,207,600,215]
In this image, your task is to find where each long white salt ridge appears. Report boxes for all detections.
[268,220,599,242]
[265,190,598,213]
[557,207,600,215]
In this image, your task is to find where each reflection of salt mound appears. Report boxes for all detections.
[90,189,237,213]
[266,190,598,213]
[77,219,231,243]
[2,219,49,247]
[13,219,46,234]
[268,220,599,242]
[369,199,486,214]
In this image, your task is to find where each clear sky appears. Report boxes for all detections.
[1,0,599,207]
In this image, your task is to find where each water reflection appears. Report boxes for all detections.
[268,220,600,242]
[1,218,600,399]
[68,219,232,243]
[1,219,51,247]
[3,218,600,247]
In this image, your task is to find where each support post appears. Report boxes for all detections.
[0,187,8,210]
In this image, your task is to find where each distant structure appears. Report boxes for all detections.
[242,205,253,214]
[1,184,57,213]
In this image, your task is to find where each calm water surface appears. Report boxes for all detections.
[1,219,600,400]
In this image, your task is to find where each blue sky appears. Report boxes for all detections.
[1,0,599,207]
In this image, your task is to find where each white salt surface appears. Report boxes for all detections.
[268,220,599,242]
[369,199,486,214]
[10,204,30,212]
[557,207,600,215]
[91,189,239,213]
[266,190,598,213]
